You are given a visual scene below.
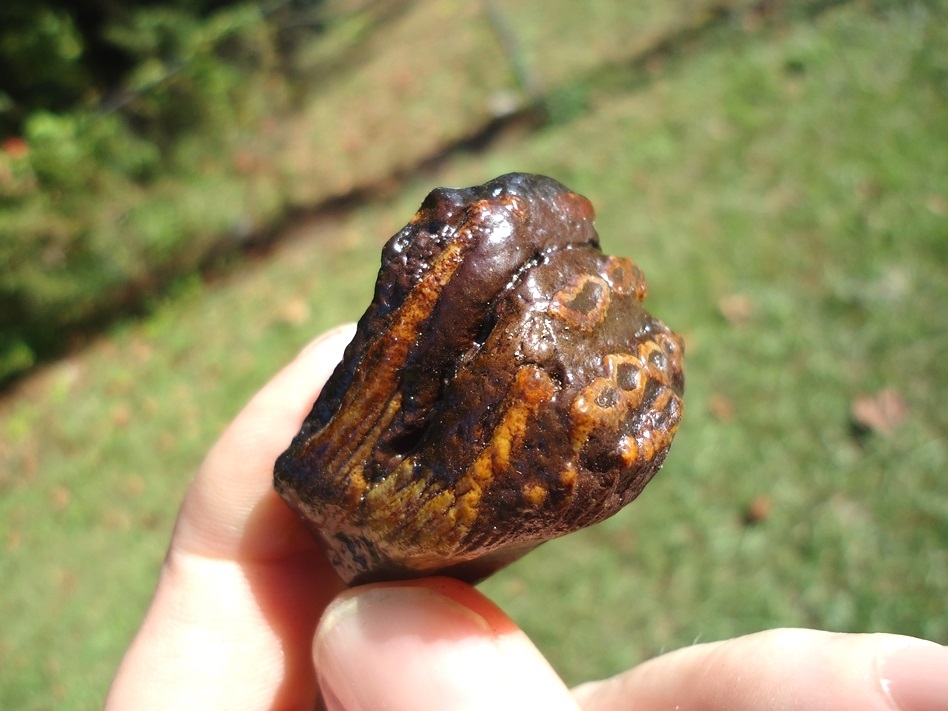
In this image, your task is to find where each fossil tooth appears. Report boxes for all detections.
[274,173,684,585]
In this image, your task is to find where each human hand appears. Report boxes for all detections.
[106,326,948,710]
[314,582,948,711]
[106,325,355,709]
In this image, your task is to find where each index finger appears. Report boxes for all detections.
[106,325,356,711]
[172,323,357,562]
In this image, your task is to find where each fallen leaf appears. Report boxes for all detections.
[851,388,908,436]
[2,136,29,159]
[277,296,310,326]
[743,495,772,525]
[708,392,735,421]
[112,403,131,428]
[926,194,946,216]
[51,485,71,511]
[718,293,754,326]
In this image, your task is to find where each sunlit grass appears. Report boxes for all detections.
[1,1,946,706]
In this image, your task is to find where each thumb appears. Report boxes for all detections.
[313,577,581,711]
[572,628,948,711]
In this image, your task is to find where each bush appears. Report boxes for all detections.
[0,1,299,383]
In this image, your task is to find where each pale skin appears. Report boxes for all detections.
[107,324,948,711]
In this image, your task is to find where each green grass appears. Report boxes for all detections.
[2,0,947,706]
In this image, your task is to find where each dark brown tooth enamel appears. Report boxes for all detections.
[274,172,685,585]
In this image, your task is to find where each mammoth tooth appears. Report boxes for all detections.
[274,172,684,585]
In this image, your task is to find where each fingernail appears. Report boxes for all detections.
[314,583,576,711]
[879,643,948,711]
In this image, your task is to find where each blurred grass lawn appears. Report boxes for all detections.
[1,0,946,707]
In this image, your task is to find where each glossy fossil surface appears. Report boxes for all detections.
[274,173,684,585]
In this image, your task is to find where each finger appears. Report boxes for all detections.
[175,322,356,561]
[313,577,582,711]
[107,326,355,710]
[571,628,948,711]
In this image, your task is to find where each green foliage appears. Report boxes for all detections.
[0,0,260,131]
[0,2,290,383]
[23,111,162,188]
[0,7,90,121]
[104,4,274,143]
